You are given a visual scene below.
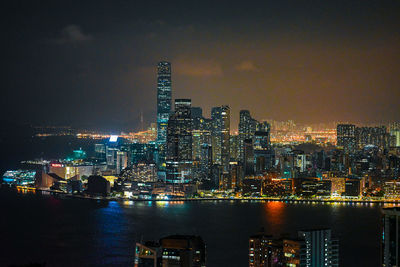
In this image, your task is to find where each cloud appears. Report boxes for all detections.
[234,60,259,72]
[52,25,92,44]
[174,59,223,77]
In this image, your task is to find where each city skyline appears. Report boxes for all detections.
[3,2,400,267]
[3,1,400,131]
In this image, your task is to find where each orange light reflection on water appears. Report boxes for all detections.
[263,201,285,226]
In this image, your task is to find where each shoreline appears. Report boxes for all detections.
[3,186,400,204]
[34,189,400,205]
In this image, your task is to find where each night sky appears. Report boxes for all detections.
[3,0,400,131]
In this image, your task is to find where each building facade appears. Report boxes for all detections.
[156,61,172,180]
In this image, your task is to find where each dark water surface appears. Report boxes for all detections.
[0,192,387,267]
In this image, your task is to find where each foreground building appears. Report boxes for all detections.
[135,235,206,267]
[382,207,400,266]
[249,228,339,267]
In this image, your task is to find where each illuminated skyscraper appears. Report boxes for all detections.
[211,106,230,172]
[389,122,400,147]
[337,124,356,152]
[239,110,258,161]
[166,99,193,183]
[298,229,339,267]
[253,121,273,174]
[355,126,389,150]
[156,61,172,179]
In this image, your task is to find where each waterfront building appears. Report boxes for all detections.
[382,207,400,267]
[49,163,94,180]
[2,170,36,186]
[384,180,400,199]
[156,61,172,180]
[329,177,346,196]
[86,175,111,196]
[166,99,193,183]
[337,124,356,152]
[343,178,361,198]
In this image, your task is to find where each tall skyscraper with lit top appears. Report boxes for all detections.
[211,106,230,173]
[156,61,172,179]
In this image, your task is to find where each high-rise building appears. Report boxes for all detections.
[191,107,203,130]
[135,235,206,267]
[249,228,339,267]
[116,151,128,175]
[355,126,389,150]
[249,233,283,267]
[382,207,400,266]
[230,134,240,161]
[166,99,193,183]
[389,122,400,147]
[337,124,356,152]
[254,121,273,174]
[244,139,255,176]
[239,110,258,161]
[156,61,172,180]
[211,106,230,172]
[298,229,339,267]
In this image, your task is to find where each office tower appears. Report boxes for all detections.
[116,151,128,175]
[129,142,156,164]
[382,207,400,266]
[389,122,400,147]
[355,126,389,150]
[106,147,119,170]
[156,61,172,180]
[211,106,230,172]
[94,143,106,161]
[191,106,203,130]
[160,235,206,267]
[239,110,258,160]
[298,229,339,267]
[244,139,255,176]
[337,124,356,152]
[230,134,240,161]
[254,121,273,174]
[166,99,193,183]
[192,130,203,162]
[199,143,212,181]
